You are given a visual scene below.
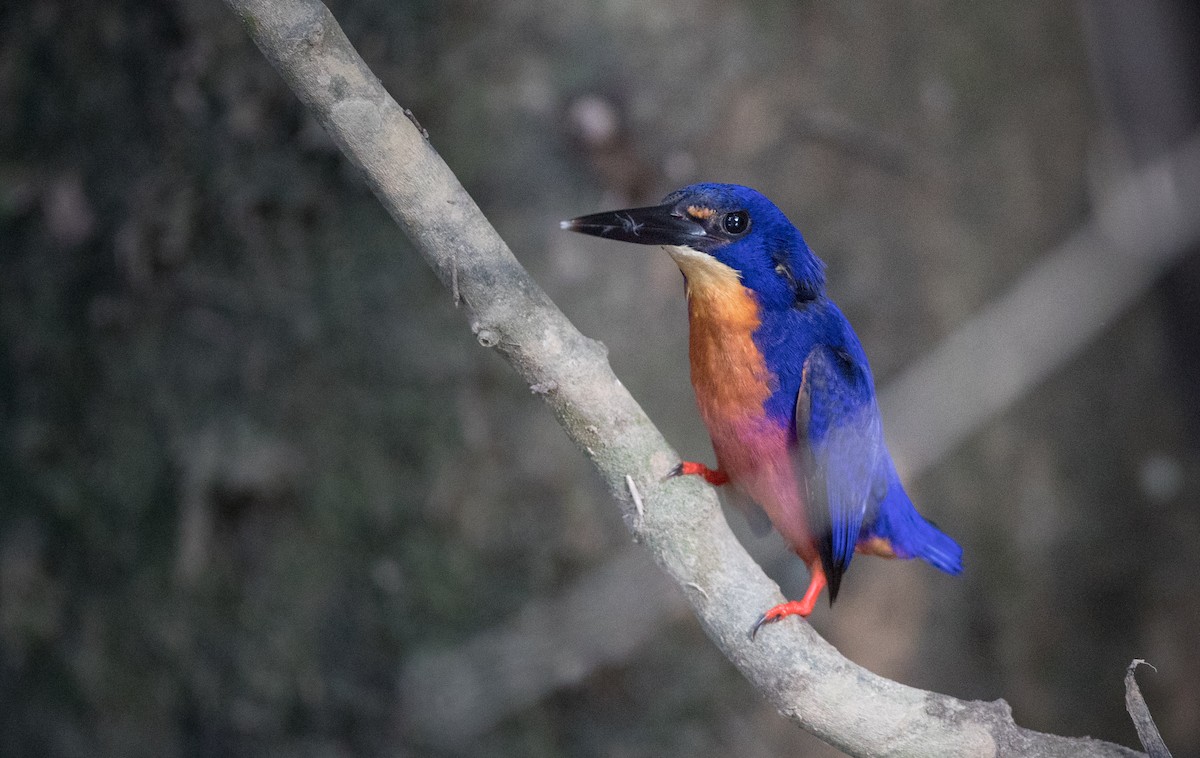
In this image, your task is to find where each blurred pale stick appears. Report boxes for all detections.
[224,0,1155,754]
[883,135,1200,478]
[400,548,688,745]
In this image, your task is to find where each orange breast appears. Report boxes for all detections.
[687,277,772,422]
[668,246,814,558]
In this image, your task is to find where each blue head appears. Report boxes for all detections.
[564,183,826,309]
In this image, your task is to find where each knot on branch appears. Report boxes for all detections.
[300,10,326,49]
[271,0,333,59]
[474,326,500,348]
[989,698,1013,719]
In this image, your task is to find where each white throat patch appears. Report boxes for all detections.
[663,245,743,290]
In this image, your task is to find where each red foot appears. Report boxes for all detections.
[666,461,729,486]
[750,564,827,639]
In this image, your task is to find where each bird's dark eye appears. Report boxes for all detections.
[723,211,750,235]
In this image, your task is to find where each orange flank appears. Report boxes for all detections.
[857,535,899,559]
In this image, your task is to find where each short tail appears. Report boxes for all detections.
[872,473,963,575]
[903,510,964,575]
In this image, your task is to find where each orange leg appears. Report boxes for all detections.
[750,563,827,639]
[665,461,729,486]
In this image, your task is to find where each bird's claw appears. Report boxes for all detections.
[749,612,773,640]
[748,600,814,640]
[663,461,729,486]
[662,462,685,482]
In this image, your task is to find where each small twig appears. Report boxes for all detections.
[625,474,644,521]
[403,107,429,139]
[1125,660,1171,758]
[685,582,709,602]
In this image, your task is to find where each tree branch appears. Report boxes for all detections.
[222,0,1144,754]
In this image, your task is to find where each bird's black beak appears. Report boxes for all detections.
[561,202,707,247]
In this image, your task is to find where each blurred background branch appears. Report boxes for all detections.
[882,133,1200,477]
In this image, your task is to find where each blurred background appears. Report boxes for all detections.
[3,0,1199,756]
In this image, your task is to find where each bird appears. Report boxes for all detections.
[562,183,963,637]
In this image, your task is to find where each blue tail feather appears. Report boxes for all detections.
[868,468,963,575]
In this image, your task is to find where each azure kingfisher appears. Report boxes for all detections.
[563,184,963,637]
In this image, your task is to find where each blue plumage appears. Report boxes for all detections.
[565,182,963,632]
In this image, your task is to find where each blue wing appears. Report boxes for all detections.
[794,344,886,601]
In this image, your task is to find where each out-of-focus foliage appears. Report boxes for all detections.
[2,1,1197,757]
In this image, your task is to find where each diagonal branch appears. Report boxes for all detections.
[222,0,1144,754]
